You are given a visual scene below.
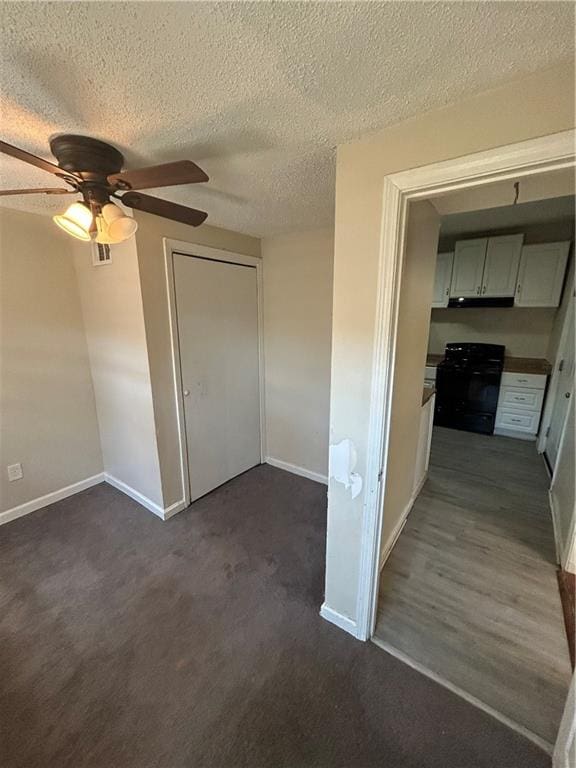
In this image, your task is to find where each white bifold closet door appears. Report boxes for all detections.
[173,253,261,502]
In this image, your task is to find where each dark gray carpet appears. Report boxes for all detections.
[0,465,550,767]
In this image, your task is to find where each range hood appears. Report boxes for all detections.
[448,297,514,309]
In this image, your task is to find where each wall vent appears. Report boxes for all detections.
[91,241,112,266]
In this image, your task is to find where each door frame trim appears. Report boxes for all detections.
[538,290,575,461]
[163,238,266,508]
[355,129,576,644]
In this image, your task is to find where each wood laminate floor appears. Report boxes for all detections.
[374,426,572,747]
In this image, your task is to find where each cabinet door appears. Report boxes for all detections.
[516,242,570,307]
[450,238,487,298]
[432,252,454,307]
[482,234,523,297]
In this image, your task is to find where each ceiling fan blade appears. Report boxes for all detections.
[109,160,208,190]
[0,187,74,196]
[0,140,80,181]
[122,191,207,227]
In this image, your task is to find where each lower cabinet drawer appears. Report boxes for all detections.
[498,386,544,412]
[495,409,540,434]
[501,372,547,390]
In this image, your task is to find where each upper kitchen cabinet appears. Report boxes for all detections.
[450,238,487,297]
[432,252,454,308]
[516,241,571,307]
[481,234,524,297]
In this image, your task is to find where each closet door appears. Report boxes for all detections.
[174,254,261,502]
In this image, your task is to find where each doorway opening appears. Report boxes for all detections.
[356,131,575,757]
[375,193,574,749]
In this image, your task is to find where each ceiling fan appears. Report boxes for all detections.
[0,135,209,244]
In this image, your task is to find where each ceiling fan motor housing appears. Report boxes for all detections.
[50,134,124,181]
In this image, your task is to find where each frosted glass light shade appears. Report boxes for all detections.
[102,202,138,242]
[53,202,93,241]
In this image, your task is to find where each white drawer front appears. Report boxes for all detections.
[424,366,437,381]
[495,409,540,434]
[501,372,546,390]
[498,386,544,412]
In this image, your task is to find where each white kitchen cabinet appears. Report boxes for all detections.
[495,372,547,440]
[450,238,487,298]
[481,234,523,297]
[432,252,454,307]
[515,241,570,307]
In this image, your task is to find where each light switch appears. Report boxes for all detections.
[7,463,23,482]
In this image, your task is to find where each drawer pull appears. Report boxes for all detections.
[511,418,522,423]
[517,379,527,382]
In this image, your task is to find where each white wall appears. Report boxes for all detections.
[73,237,163,509]
[0,209,102,514]
[262,229,334,480]
[428,307,556,357]
[325,62,575,626]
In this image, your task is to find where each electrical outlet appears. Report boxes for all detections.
[7,463,23,482]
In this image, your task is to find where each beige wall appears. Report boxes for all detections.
[262,229,334,479]
[325,62,575,623]
[0,209,102,513]
[381,202,440,556]
[73,237,163,508]
[134,213,260,507]
[548,253,575,363]
[428,307,556,358]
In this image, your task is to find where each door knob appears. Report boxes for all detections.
[183,389,190,397]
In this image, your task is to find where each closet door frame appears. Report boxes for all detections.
[163,237,266,507]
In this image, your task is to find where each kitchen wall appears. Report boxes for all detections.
[429,220,574,360]
[381,202,440,559]
[134,213,261,508]
[428,307,556,358]
[261,228,334,480]
[325,62,575,627]
[73,235,163,511]
[0,209,102,516]
[548,253,575,364]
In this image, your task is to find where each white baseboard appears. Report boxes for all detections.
[379,472,427,572]
[320,602,359,638]
[0,472,186,526]
[163,499,189,520]
[494,428,536,441]
[265,456,328,485]
[103,474,166,519]
[0,473,105,526]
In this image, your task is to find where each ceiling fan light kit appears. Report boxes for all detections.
[0,134,209,245]
[53,201,93,241]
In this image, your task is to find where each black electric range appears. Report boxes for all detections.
[434,343,505,435]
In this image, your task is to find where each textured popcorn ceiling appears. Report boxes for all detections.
[0,1,574,236]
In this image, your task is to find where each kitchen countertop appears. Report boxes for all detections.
[426,353,552,376]
[422,386,436,406]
